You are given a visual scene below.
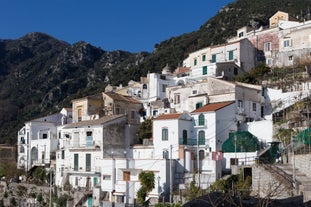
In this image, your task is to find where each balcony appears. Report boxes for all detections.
[193,119,207,128]
[179,137,206,146]
[179,137,196,145]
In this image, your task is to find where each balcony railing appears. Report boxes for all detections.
[179,137,206,146]
[193,119,207,127]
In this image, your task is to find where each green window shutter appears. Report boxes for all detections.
[162,128,168,141]
[94,177,98,186]
[61,150,65,159]
[196,102,203,109]
[194,59,197,66]
[198,131,205,145]
[74,154,79,171]
[212,54,216,63]
[202,55,206,61]
[229,51,234,60]
[202,66,207,75]
[86,154,91,172]
[198,114,205,125]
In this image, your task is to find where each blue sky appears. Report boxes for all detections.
[0,0,234,52]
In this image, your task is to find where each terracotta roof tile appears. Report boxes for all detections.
[154,113,183,120]
[191,101,234,113]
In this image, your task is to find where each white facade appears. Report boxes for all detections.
[17,109,71,171]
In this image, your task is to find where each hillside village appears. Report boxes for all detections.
[7,11,311,206]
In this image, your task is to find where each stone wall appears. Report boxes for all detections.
[252,165,293,199]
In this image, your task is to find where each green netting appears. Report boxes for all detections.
[294,128,311,146]
[222,131,259,153]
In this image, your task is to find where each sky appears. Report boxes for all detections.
[0,0,234,53]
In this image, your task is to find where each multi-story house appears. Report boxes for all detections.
[228,11,311,68]
[183,38,256,77]
[166,77,265,126]
[151,102,237,190]
[17,108,72,171]
[55,92,142,206]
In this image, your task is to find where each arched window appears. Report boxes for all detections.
[198,114,205,126]
[143,84,147,89]
[162,128,168,141]
[198,131,205,145]
[182,130,187,145]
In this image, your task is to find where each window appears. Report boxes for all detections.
[202,54,206,61]
[20,137,25,144]
[266,58,273,66]
[211,54,216,63]
[238,32,244,37]
[194,58,197,66]
[123,171,130,181]
[20,146,25,153]
[73,132,80,148]
[86,154,91,172]
[115,107,121,114]
[86,131,93,147]
[198,114,205,126]
[196,102,203,109]
[162,128,168,141]
[228,51,234,60]
[264,42,271,52]
[289,55,293,61]
[152,110,158,116]
[198,131,205,145]
[192,90,197,95]
[234,67,238,75]
[143,84,147,89]
[238,100,243,108]
[103,175,111,180]
[42,133,48,139]
[174,94,180,104]
[78,107,82,122]
[163,150,169,159]
[61,167,64,176]
[182,130,187,145]
[94,177,98,186]
[283,39,291,48]
[199,150,205,160]
[202,66,207,75]
[61,150,65,159]
[252,103,257,111]
[162,84,167,92]
[74,154,79,171]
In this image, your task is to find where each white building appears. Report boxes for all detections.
[17,108,72,171]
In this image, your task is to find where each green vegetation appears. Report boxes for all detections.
[138,118,153,143]
[137,171,155,206]
[1,0,311,144]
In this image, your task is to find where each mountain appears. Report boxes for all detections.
[1,0,311,144]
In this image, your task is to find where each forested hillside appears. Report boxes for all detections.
[1,0,311,144]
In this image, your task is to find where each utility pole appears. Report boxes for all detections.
[170,145,173,203]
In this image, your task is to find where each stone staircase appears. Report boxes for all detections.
[275,163,311,202]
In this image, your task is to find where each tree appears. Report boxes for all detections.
[138,118,153,143]
[137,171,155,206]
[0,162,21,185]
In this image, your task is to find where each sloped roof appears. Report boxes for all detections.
[191,101,234,113]
[105,92,142,104]
[63,114,125,128]
[154,113,183,120]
